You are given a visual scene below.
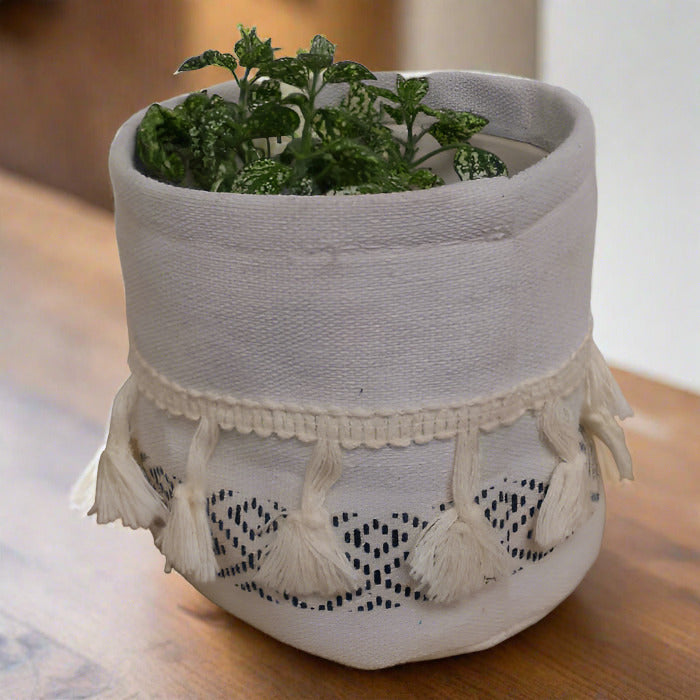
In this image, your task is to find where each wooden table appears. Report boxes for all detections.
[1,169,698,698]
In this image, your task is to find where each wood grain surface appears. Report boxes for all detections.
[1,169,698,698]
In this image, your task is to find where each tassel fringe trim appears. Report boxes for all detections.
[410,507,510,603]
[70,443,102,514]
[535,343,634,548]
[581,410,633,481]
[87,376,167,529]
[582,344,634,481]
[77,331,633,603]
[535,454,594,549]
[255,509,361,596]
[157,482,218,581]
[255,438,360,596]
[409,429,509,603]
[159,416,220,581]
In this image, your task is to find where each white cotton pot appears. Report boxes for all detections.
[96,71,631,669]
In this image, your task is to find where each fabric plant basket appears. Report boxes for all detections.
[75,71,634,669]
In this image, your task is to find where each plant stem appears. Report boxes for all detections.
[411,142,464,167]
[403,108,428,165]
[238,66,252,109]
[416,124,434,142]
[404,112,415,163]
[301,69,320,155]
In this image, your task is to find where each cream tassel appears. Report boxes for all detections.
[580,342,634,481]
[587,342,634,420]
[409,427,509,604]
[159,415,220,581]
[255,438,360,597]
[536,398,593,549]
[70,442,102,514]
[88,376,167,529]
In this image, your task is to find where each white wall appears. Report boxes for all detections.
[539,1,700,392]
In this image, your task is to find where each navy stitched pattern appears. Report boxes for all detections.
[141,434,598,611]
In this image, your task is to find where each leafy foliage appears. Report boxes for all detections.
[453,144,508,180]
[324,60,376,84]
[234,26,275,67]
[259,57,309,90]
[177,49,238,75]
[136,25,507,195]
[428,110,488,146]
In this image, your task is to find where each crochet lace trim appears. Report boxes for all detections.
[128,328,593,450]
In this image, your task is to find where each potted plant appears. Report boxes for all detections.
[73,27,633,669]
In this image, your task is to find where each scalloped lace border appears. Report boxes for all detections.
[128,327,593,450]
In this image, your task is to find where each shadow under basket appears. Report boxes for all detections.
[73,70,633,670]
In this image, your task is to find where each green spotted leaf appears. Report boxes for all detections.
[172,90,210,130]
[428,109,488,146]
[232,159,294,194]
[396,75,429,109]
[313,107,365,142]
[417,103,439,117]
[454,144,508,180]
[309,34,336,59]
[382,103,404,124]
[407,168,444,189]
[323,61,376,84]
[286,176,315,195]
[176,93,243,191]
[205,159,240,192]
[135,103,188,183]
[312,107,344,142]
[301,138,389,193]
[297,52,334,71]
[176,50,238,75]
[281,91,310,110]
[340,82,378,118]
[309,34,335,60]
[330,182,388,195]
[365,84,399,102]
[234,26,275,67]
[248,79,282,107]
[366,124,402,162]
[322,139,385,180]
[141,28,507,195]
[247,102,300,138]
[297,34,336,71]
[259,57,309,89]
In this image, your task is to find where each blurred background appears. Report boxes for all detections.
[0,0,697,393]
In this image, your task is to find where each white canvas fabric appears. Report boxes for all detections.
[84,71,633,668]
[110,71,595,409]
[131,392,606,669]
